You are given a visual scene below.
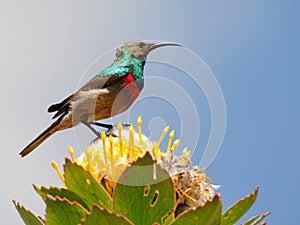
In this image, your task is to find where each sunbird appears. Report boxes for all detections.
[20,40,181,157]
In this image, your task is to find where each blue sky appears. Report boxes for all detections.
[1,1,299,224]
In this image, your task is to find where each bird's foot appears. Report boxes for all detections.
[83,121,132,140]
[121,123,131,128]
[81,121,101,136]
[90,121,113,130]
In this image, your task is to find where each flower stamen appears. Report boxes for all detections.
[109,135,114,175]
[51,161,65,186]
[167,130,175,153]
[101,132,108,172]
[118,122,123,157]
[137,116,143,144]
[128,125,134,160]
[171,139,180,152]
[157,126,170,149]
[180,147,190,163]
[68,146,75,162]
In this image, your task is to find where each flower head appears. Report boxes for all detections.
[64,116,219,213]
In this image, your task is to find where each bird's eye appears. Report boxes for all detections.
[116,50,123,58]
[138,42,145,48]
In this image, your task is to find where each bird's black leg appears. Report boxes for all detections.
[90,121,113,130]
[81,121,101,136]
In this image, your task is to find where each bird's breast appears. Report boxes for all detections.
[121,73,143,103]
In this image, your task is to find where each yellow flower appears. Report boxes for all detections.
[53,116,219,212]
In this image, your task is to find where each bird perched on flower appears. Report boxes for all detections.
[20,40,181,157]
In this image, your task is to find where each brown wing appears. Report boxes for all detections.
[79,74,127,91]
[48,74,128,119]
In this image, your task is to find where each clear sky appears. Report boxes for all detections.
[1,1,299,224]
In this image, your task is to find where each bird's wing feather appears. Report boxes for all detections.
[49,74,129,119]
[79,74,126,91]
[48,94,74,113]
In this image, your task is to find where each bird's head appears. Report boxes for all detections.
[114,40,181,62]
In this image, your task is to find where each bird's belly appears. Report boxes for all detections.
[70,85,139,123]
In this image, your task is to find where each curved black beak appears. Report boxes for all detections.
[149,42,182,51]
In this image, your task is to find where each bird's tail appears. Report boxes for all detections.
[19,120,61,157]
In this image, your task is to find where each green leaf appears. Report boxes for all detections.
[242,214,260,225]
[242,212,271,225]
[82,205,133,225]
[222,186,259,225]
[113,152,175,225]
[64,158,112,210]
[13,200,44,225]
[45,195,87,225]
[170,195,222,225]
[33,184,89,210]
